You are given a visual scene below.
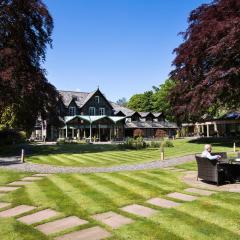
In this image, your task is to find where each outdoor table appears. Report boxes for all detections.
[219,158,240,182]
[222,158,240,164]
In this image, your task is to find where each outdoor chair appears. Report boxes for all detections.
[195,152,228,185]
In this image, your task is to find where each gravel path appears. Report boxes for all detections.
[0,155,195,174]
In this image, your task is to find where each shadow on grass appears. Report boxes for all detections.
[0,143,136,158]
[1,137,238,158]
[188,137,239,148]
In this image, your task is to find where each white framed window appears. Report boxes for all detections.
[99,108,105,115]
[89,107,96,115]
[95,96,99,103]
[69,107,76,116]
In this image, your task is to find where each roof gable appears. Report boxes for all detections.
[81,89,113,109]
[139,112,155,118]
[59,90,89,107]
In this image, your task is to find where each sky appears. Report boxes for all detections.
[44,0,211,102]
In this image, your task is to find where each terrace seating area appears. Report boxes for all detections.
[195,152,240,185]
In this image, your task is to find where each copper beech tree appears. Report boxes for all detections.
[169,0,240,122]
[0,0,59,135]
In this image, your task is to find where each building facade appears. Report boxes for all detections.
[181,112,240,137]
[32,88,178,141]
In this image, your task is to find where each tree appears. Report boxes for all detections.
[116,97,128,107]
[152,79,175,121]
[127,91,154,112]
[0,0,59,135]
[169,0,240,122]
[127,79,175,121]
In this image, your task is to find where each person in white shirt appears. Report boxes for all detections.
[201,144,221,160]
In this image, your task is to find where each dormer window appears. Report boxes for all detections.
[69,107,76,116]
[95,96,99,103]
[89,107,96,115]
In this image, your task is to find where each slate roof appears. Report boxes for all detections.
[59,90,163,118]
[59,90,90,107]
[138,112,155,118]
[64,115,125,124]
[153,112,163,118]
[110,102,135,117]
[125,121,178,129]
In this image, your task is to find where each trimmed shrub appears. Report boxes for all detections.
[162,140,174,148]
[149,141,161,148]
[0,129,26,145]
[119,137,147,150]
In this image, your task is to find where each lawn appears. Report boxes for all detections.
[23,138,237,167]
[0,168,239,240]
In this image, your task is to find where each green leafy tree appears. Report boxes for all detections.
[127,79,175,121]
[152,79,175,121]
[127,91,154,112]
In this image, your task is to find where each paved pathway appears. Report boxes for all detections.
[0,154,195,173]
[182,171,240,193]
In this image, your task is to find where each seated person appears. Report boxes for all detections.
[202,144,236,183]
[201,144,221,160]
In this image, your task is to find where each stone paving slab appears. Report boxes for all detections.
[167,192,198,202]
[0,205,36,217]
[8,181,33,186]
[54,226,111,240]
[121,204,157,217]
[35,216,88,235]
[21,177,43,181]
[0,202,11,209]
[17,208,59,225]
[147,197,181,208]
[185,188,216,196]
[92,211,134,229]
[0,186,20,192]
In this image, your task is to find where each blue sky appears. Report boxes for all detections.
[44,0,211,102]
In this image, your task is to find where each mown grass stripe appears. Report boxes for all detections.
[150,208,240,240]
[47,155,69,165]
[79,173,144,206]
[62,154,90,164]
[41,176,91,218]
[95,152,133,163]
[116,172,179,196]
[71,152,119,165]
[63,154,102,165]
[85,153,124,165]
[73,174,126,207]
[142,171,186,185]
[99,173,154,199]
[175,203,240,237]
[134,171,186,187]
[70,174,120,213]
